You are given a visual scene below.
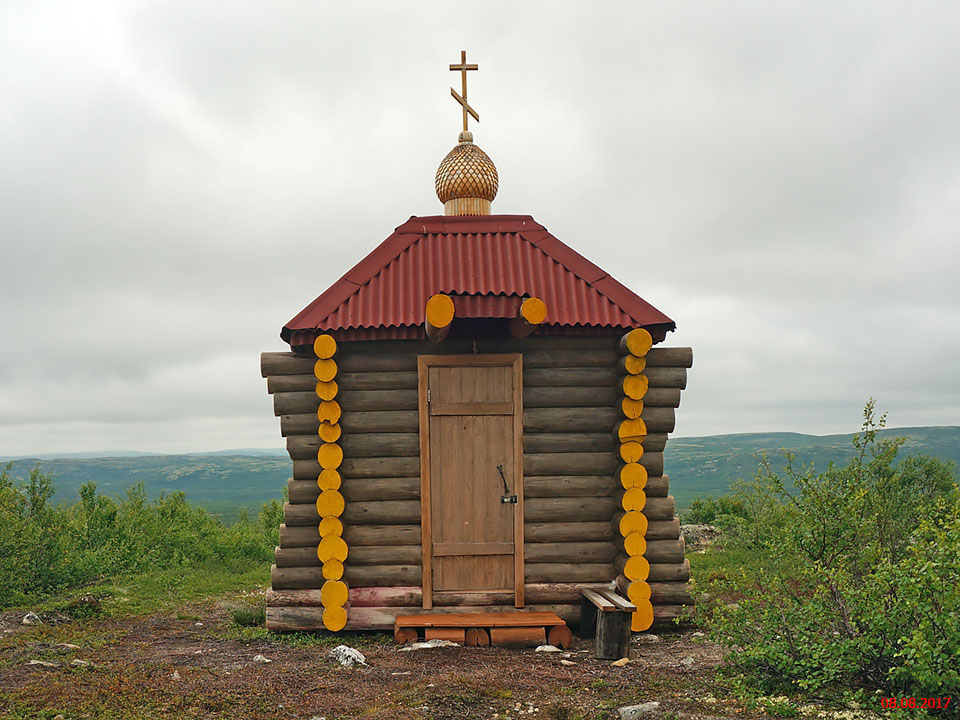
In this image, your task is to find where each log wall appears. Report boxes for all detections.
[261,334,692,631]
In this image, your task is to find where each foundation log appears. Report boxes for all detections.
[652,604,694,624]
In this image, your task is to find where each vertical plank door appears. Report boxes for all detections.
[418,355,524,608]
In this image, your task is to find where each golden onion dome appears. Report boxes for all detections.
[435,131,499,216]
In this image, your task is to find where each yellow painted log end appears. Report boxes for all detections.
[319,421,342,443]
[316,489,345,518]
[619,462,648,490]
[317,443,344,470]
[624,555,650,582]
[631,600,654,632]
[317,469,342,491]
[320,580,349,608]
[623,328,653,357]
[425,293,455,329]
[622,487,647,513]
[322,559,344,581]
[314,358,338,383]
[322,605,348,632]
[315,380,339,401]
[318,515,343,537]
[618,510,649,537]
[520,297,547,325]
[318,534,348,563]
[317,400,342,425]
[313,334,337,360]
[619,441,644,464]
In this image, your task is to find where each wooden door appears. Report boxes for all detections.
[418,355,524,608]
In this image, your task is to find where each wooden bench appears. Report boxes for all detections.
[579,588,636,659]
[394,611,573,648]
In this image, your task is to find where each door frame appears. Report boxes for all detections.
[417,353,524,609]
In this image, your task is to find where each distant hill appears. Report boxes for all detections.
[664,426,960,508]
[3,427,957,521]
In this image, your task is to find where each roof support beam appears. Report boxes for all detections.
[425,294,455,343]
[509,297,547,339]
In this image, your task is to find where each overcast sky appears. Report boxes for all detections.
[1,1,958,456]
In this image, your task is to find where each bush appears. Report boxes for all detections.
[705,401,960,701]
[0,464,281,609]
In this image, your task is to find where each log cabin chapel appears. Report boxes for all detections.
[260,51,694,647]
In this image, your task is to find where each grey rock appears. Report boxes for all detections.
[635,633,660,644]
[21,612,40,626]
[329,644,368,666]
[618,701,660,718]
[680,524,720,548]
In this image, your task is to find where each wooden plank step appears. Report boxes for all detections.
[582,589,617,612]
[599,589,636,612]
[395,610,565,629]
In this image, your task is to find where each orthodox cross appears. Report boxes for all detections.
[449,50,479,132]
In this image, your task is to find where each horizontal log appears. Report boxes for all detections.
[288,477,420,504]
[261,352,315,378]
[524,521,613,543]
[639,407,676,434]
[339,371,418,390]
[524,452,662,477]
[268,584,610,608]
[644,475,669,498]
[615,577,694,606]
[524,367,617,387]
[525,496,617,522]
[524,433,614,454]
[524,476,615,498]
[274,391,317,417]
[272,564,421,589]
[280,523,422,548]
[612,537,685,563]
[276,542,616,568]
[265,603,580,632]
[281,517,677,548]
[523,452,617,476]
[275,545,422,568]
[643,367,687,390]
[641,495,676,520]
[293,456,420,480]
[645,347,693,368]
[523,386,618,408]
[642,388,682,408]
[526,542,616,563]
[525,563,613,583]
[523,407,619,433]
[266,374,316,394]
[521,349,618,368]
[339,389,418,412]
[644,518,681,540]
[652,604,694,624]
[287,433,420,460]
[284,500,422,526]
[648,560,690,582]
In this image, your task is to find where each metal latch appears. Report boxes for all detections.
[498,464,518,504]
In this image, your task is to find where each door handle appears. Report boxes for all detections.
[497,464,518,504]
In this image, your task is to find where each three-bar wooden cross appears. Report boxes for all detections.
[450,50,479,132]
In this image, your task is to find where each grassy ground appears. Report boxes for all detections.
[0,552,891,720]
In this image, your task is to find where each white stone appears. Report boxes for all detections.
[21,612,40,626]
[534,645,561,653]
[253,654,272,663]
[398,639,459,652]
[560,659,575,666]
[27,660,58,667]
[618,701,660,719]
[329,645,367,666]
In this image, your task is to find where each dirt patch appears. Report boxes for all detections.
[0,608,755,720]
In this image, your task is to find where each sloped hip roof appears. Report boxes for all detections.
[282,215,675,347]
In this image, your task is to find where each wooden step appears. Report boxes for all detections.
[394,610,570,648]
[395,611,565,629]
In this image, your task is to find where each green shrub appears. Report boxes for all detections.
[0,464,281,609]
[705,401,960,701]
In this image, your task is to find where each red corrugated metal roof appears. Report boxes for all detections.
[282,215,675,346]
